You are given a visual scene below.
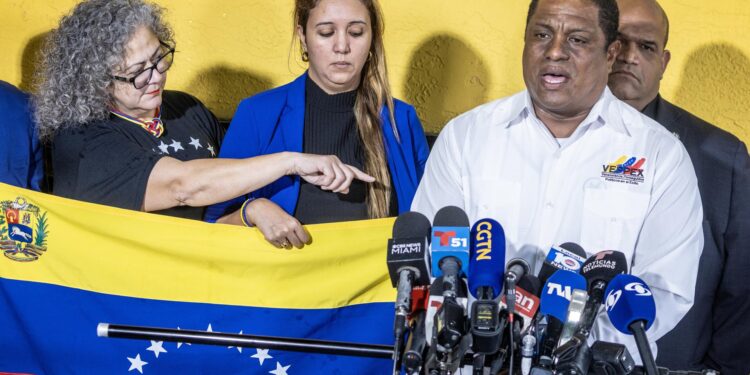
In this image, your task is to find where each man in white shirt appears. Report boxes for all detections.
[411,0,703,363]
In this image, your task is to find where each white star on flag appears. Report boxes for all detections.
[189,137,203,149]
[207,144,216,157]
[157,141,170,154]
[228,330,243,353]
[127,354,148,373]
[269,361,291,375]
[251,348,272,366]
[169,139,184,152]
[176,327,191,348]
[206,323,214,332]
[147,340,167,358]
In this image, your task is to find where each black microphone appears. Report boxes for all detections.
[504,258,531,320]
[537,242,587,285]
[577,250,628,338]
[386,211,431,373]
[553,251,628,375]
[402,310,428,374]
[491,274,541,375]
[424,273,470,374]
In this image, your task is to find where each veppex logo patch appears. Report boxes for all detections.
[601,155,646,185]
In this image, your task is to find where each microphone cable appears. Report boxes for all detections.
[508,312,514,375]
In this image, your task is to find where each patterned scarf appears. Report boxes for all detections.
[110,107,164,137]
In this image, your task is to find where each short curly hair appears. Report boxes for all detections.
[525,0,619,51]
[34,0,174,139]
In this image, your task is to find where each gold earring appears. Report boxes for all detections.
[302,51,309,62]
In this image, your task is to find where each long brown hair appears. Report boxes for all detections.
[294,0,398,219]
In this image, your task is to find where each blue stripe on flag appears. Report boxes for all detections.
[0,278,393,374]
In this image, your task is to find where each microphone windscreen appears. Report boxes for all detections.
[559,242,587,258]
[605,274,656,334]
[581,250,628,290]
[537,244,587,285]
[393,211,431,239]
[432,206,470,227]
[540,270,587,322]
[430,206,471,277]
[468,218,506,299]
[518,274,542,297]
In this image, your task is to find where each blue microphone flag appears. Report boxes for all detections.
[468,218,506,299]
[540,270,587,322]
[430,206,470,277]
[604,274,656,334]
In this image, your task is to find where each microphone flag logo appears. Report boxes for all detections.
[605,289,622,312]
[624,282,652,296]
[434,230,456,246]
[595,250,614,260]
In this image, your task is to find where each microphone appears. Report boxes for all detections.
[504,258,531,322]
[605,274,658,375]
[491,275,541,374]
[425,273,470,373]
[537,243,587,285]
[551,290,589,375]
[431,206,471,279]
[386,211,432,373]
[577,250,628,338]
[402,310,428,375]
[468,218,505,299]
[554,251,628,375]
[468,218,506,355]
[540,270,587,323]
[429,206,471,362]
[500,275,541,333]
[538,270,587,363]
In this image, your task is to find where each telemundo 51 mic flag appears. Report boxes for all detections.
[0,183,396,374]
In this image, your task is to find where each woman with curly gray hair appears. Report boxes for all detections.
[35,0,373,234]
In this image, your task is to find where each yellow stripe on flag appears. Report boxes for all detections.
[0,183,396,309]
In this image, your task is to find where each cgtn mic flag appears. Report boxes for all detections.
[0,183,396,374]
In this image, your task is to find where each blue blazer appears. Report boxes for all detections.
[0,81,43,191]
[205,74,430,222]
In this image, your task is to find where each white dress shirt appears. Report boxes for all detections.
[412,88,703,362]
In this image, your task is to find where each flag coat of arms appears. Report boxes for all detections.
[0,183,397,374]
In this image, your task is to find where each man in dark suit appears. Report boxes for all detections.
[608,1,750,373]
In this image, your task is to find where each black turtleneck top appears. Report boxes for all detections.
[294,76,396,224]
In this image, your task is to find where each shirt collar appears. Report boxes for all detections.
[502,87,631,137]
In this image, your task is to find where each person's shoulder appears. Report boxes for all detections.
[53,118,114,146]
[392,98,413,114]
[0,81,30,109]
[660,97,743,148]
[445,91,525,132]
[238,79,298,109]
[162,90,206,109]
[611,96,679,145]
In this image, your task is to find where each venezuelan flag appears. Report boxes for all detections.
[0,183,396,374]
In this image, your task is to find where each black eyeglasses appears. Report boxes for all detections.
[113,41,175,89]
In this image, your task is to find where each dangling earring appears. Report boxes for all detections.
[302,50,309,62]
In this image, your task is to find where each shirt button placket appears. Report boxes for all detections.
[538,150,562,246]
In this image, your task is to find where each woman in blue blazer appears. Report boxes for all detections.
[205,0,429,249]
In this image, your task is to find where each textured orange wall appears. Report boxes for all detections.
[0,1,748,145]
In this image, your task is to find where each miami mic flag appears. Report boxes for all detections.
[0,183,395,374]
